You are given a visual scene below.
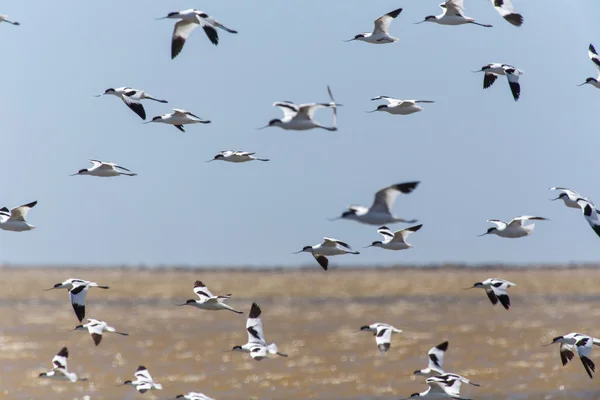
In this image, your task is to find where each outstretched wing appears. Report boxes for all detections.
[172,20,200,59]
[371,95,401,104]
[370,182,420,214]
[375,325,393,353]
[52,347,69,370]
[273,102,299,119]
[373,7,402,35]
[507,216,547,227]
[247,302,266,344]
[428,341,449,373]
[9,201,37,221]
[193,280,216,300]
[395,224,423,242]
[134,366,153,383]
[589,44,600,71]
[491,0,523,26]
[377,226,395,244]
[486,219,507,229]
[69,284,89,322]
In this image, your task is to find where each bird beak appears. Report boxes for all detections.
[476,232,489,237]
[414,20,426,24]
[205,159,215,163]
[93,94,103,97]
[256,125,270,130]
[471,70,483,73]
[577,82,588,86]
[69,173,80,176]
[549,197,561,201]
[363,245,374,248]
[155,16,169,20]
[463,287,476,290]
[142,121,154,124]
[44,287,56,291]
[541,342,556,347]
[328,216,342,221]
[343,38,356,42]
[292,250,304,254]
[176,303,188,306]
[365,109,378,113]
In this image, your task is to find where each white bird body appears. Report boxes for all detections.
[122,366,163,393]
[489,0,523,26]
[295,237,359,270]
[367,224,422,250]
[480,216,547,238]
[72,160,137,177]
[414,341,449,377]
[147,109,211,132]
[369,96,434,115]
[578,44,600,88]
[179,280,243,314]
[208,150,269,163]
[46,279,110,322]
[336,181,419,225]
[262,86,340,131]
[0,201,37,232]
[405,374,473,399]
[46,278,109,291]
[346,8,402,44]
[360,323,402,353]
[418,0,492,27]
[157,9,238,59]
[231,303,287,360]
[0,15,19,25]
[97,87,167,120]
[74,319,129,346]
[469,278,515,310]
[546,333,600,379]
[38,347,79,383]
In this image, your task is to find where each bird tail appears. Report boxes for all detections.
[256,158,270,162]
[154,383,163,390]
[267,343,279,355]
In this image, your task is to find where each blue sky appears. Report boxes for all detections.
[1,1,599,267]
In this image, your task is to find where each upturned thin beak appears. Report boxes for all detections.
[414,20,426,24]
[44,287,57,291]
[471,70,483,73]
[328,216,342,221]
[256,125,270,130]
[463,286,475,290]
[363,245,374,248]
[365,109,378,113]
[477,232,489,237]
[69,172,80,176]
[143,121,154,124]
[577,82,588,86]
[93,94,103,97]
[549,197,561,201]
[155,16,169,20]
[542,342,556,347]
[344,38,356,42]
[292,250,304,254]
[176,303,188,306]
[205,159,215,162]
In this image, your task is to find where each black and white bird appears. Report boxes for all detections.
[365,224,422,250]
[359,323,402,354]
[473,64,523,101]
[207,151,269,163]
[332,181,419,225]
[120,366,163,393]
[156,9,237,59]
[38,347,80,383]
[345,7,403,44]
[46,279,109,322]
[544,333,600,379]
[367,97,434,115]
[45,278,110,292]
[96,87,167,120]
[230,302,288,360]
[259,86,341,131]
[478,216,548,238]
[146,109,211,132]
[0,14,19,25]
[0,201,37,232]
[576,198,600,238]
[294,238,359,270]
[416,0,492,27]
[172,393,215,400]
[178,280,243,314]
[489,0,523,26]
[466,278,515,310]
[550,187,595,210]
[578,44,600,88]
[404,374,474,399]
[71,160,137,177]
[73,319,129,346]
[414,341,449,377]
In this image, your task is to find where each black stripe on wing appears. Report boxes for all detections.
[483,74,497,89]
[203,25,219,45]
[72,303,85,322]
[497,294,510,310]
[486,289,498,305]
[126,101,146,120]
[581,356,595,379]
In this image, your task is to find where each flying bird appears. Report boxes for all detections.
[259,86,341,131]
[207,151,269,163]
[544,333,600,379]
[473,64,523,101]
[466,278,516,310]
[46,279,109,322]
[146,109,211,132]
[230,302,288,360]
[71,160,137,177]
[178,280,243,314]
[578,44,600,88]
[45,278,110,292]
[489,0,523,26]
[38,347,80,383]
[414,341,449,377]
[156,9,237,59]
[0,201,38,232]
[95,87,168,120]
[403,374,475,399]
[332,181,419,225]
[345,7,403,44]
[576,198,600,238]
[367,97,434,115]
[73,319,129,346]
[0,15,19,25]
[171,393,215,400]
[416,0,492,27]
[294,237,359,270]
[549,187,596,210]
[365,224,422,250]
[359,323,402,354]
[120,366,163,393]
[478,216,548,238]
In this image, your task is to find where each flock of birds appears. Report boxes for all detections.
[3,1,600,399]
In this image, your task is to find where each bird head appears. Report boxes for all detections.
[293,246,313,254]
[477,227,497,236]
[231,345,243,352]
[415,16,436,24]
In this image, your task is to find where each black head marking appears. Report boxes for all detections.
[302,245,312,251]
[486,227,497,234]
[124,380,132,384]
[341,209,357,218]
[152,116,162,121]
[167,12,179,17]
[104,88,115,94]
[232,345,243,351]
[268,118,282,126]
[186,299,196,304]
[214,154,224,159]
[360,325,370,331]
[354,34,365,39]
[77,169,87,174]
[371,241,383,246]
[376,104,388,110]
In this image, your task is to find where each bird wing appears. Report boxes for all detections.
[395,224,423,242]
[377,226,395,244]
[576,336,593,359]
[560,343,576,366]
[250,345,268,360]
[490,281,511,309]
[313,254,329,271]
[589,44,600,71]
[273,102,299,119]
[428,375,464,397]
[52,347,69,370]
[120,92,146,120]
[69,283,89,322]
[428,341,449,373]
[87,321,104,345]
[486,219,507,229]
[197,12,237,34]
[246,303,266,344]
[322,237,353,251]
[295,103,333,120]
[483,73,498,89]
[9,201,37,221]
[549,187,580,198]
[375,325,393,353]
[508,216,547,227]
[194,13,220,45]
[425,377,452,394]
[135,366,153,383]
[172,20,200,59]
[373,7,402,35]
[370,182,420,214]
[443,0,465,16]
[193,280,216,300]
[371,96,401,104]
[578,199,600,237]
[504,67,521,101]
[491,0,523,26]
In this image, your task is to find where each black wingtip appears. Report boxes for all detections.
[316,255,329,271]
[73,303,85,322]
[194,280,205,288]
[136,365,146,372]
[57,347,69,357]
[437,341,449,351]
[393,181,420,194]
[387,8,403,18]
[503,13,523,27]
[249,302,262,319]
